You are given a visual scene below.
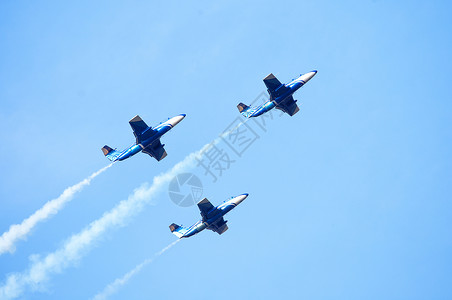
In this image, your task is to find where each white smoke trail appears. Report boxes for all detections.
[89,122,249,300]
[0,119,249,300]
[0,145,207,300]
[0,164,113,256]
[91,239,180,300]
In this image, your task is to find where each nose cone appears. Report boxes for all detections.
[232,193,248,205]
[299,70,317,83]
[167,114,186,127]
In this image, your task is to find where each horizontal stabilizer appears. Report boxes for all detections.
[169,223,188,238]
[101,145,121,161]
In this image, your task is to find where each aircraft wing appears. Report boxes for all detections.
[142,139,167,161]
[129,115,155,143]
[207,217,229,235]
[197,198,216,220]
[263,73,289,99]
[275,95,300,116]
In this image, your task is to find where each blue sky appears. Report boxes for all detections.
[0,0,451,299]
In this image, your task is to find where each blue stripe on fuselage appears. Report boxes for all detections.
[117,144,142,161]
[250,101,276,117]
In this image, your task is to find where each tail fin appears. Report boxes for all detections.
[237,102,258,118]
[101,145,121,161]
[237,103,249,113]
[169,223,187,238]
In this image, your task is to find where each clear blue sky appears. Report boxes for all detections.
[1,0,451,299]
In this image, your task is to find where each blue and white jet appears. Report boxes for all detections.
[101,114,186,162]
[237,70,317,118]
[169,194,248,238]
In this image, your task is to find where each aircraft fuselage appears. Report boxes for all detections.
[250,71,316,117]
[115,114,185,161]
[180,194,248,238]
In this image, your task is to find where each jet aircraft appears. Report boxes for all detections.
[237,70,317,118]
[169,194,248,238]
[102,114,185,162]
